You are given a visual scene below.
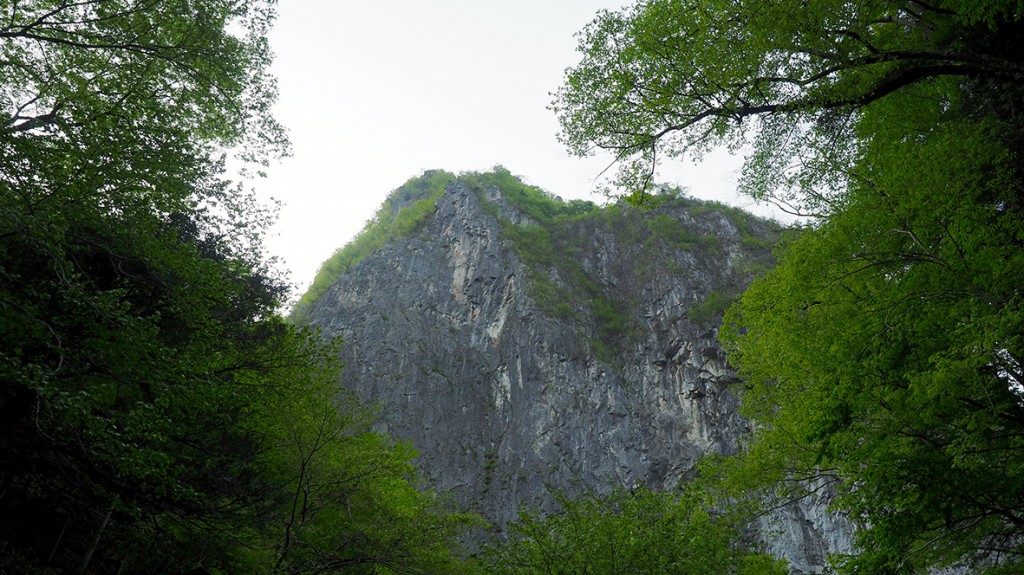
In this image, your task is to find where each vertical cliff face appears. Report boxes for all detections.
[304,173,852,572]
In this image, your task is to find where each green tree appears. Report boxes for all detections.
[252,347,480,575]
[0,2,476,574]
[554,0,1024,204]
[722,95,1024,573]
[481,487,786,575]
[0,0,288,569]
[557,0,1024,572]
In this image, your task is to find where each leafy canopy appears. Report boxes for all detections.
[722,87,1024,573]
[0,2,476,573]
[558,0,1024,572]
[554,0,1024,204]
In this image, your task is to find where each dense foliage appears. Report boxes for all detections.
[555,0,1024,206]
[557,0,1024,572]
[480,487,787,575]
[0,2,473,573]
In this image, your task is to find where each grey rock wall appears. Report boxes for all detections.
[306,179,853,572]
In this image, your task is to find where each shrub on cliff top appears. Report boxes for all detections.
[289,170,455,323]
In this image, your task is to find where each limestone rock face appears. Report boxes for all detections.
[306,178,853,572]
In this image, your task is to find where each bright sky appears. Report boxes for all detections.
[257,1,775,295]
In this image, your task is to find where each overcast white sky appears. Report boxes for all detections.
[256,1,773,294]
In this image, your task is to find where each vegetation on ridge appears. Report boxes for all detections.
[295,166,778,365]
[289,170,456,323]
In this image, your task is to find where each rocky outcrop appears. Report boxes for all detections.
[305,174,853,571]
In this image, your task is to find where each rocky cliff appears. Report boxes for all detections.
[302,170,853,572]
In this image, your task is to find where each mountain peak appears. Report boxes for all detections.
[295,169,847,571]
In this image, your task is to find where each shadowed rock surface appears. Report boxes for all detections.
[304,172,853,572]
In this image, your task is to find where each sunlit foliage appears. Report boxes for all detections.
[480,487,787,575]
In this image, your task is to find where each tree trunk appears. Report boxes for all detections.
[77,497,116,574]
